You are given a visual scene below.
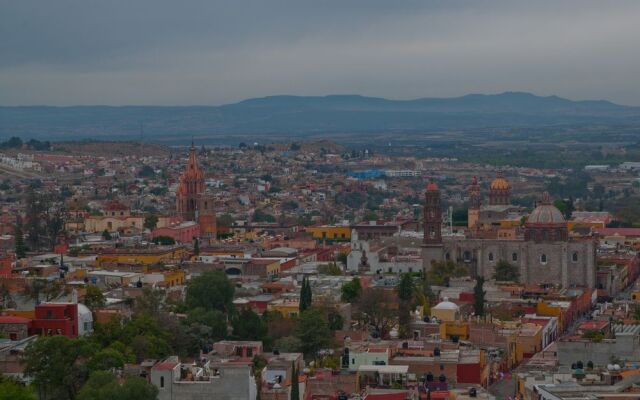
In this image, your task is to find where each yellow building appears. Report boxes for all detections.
[515,323,543,364]
[95,246,190,267]
[268,299,300,319]
[306,226,351,242]
[163,269,186,287]
[84,216,144,233]
[439,320,470,340]
[431,298,460,322]
[536,301,570,332]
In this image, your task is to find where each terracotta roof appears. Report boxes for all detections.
[153,361,179,371]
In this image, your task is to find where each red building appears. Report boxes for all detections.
[176,143,205,221]
[0,255,12,278]
[31,303,79,338]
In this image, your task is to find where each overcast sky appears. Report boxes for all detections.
[1,0,639,106]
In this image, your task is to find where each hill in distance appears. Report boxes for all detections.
[1,92,639,141]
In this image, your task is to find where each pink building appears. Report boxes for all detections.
[151,221,200,244]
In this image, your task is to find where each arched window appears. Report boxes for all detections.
[488,252,494,261]
[540,254,547,264]
[512,252,518,262]
[572,252,578,262]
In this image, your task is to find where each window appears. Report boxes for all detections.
[540,254,547,264]
[160,376,164,388]
[572,252,578,262]
[388,267,393,273]
[512,253,518,262]
[488,252,494,261]
[445,253,450,261]
[408,267,413,273]
[463,251,471,262]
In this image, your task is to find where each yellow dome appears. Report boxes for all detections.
[490,177,510,190]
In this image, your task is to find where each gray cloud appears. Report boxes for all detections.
[1,0,639,105]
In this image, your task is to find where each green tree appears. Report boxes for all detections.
[143,215,158,230]
[87,348,126,373]
[474,277,486,317]
[193,237,200,256]
[185,307,228,343]
[327,310,345,331]
[299,277,312,312]
[296,308,332,360]
[186,271,235,313]
[396,274,415,339]
[341,277,361,303]
[428,260,468,286]
[492,260,520,282]
[0,376,36,400]
[101,230,112,240]
[24,336,94,400]
[137,165,155,178]
[152,235,175,245]
[77,371,157,400]
[232,308,267,341]
[290,362,300,400]
[84,285,106,310]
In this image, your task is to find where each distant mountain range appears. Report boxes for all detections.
[1,92,639,141]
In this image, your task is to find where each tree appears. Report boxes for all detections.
[0,376,36,400]
[341,277,361,303]
[473,277,486,317]
[492,260,520,282]
[327,310,345,331]
[356,288,396,339]
[84,286,106,310]
[396,274,415,338]
[232,308,267,341]
[193,237,200,256]
[186,271,235,313]
[428,261,468,286]
[296,308,332,360]
[185,307,228,343]
[290,362,300,400]
[24,336,94,400]
[137,165,155,178]
[23,279,65,305]
[77,371,157,400]
[87,348,126,373]
[143,215,158,230]
[152,235,175,245]
[14,221,27,258]
[101,230,112,240]
[299,277,312,312]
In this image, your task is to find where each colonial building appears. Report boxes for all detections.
[175,142,217,239]
[423,177,596,289]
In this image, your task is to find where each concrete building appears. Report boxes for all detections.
[151,356,257,400]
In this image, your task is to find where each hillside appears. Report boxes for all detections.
[1,92,639,140]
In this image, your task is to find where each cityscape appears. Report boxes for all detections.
[2,2,640,400]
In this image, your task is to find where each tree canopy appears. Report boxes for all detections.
[492,260,520,282]
[185,271,235,313]
[77,371,157,400]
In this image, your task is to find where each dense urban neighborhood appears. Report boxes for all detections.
[1,137,640,400]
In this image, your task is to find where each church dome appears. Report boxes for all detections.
[527,192,565,225]
[433,297,459,311]
[490,175,510,191]
[426,181,439,191]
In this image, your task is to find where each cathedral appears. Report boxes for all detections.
[175,143,217,239]
[422,174,596,289]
